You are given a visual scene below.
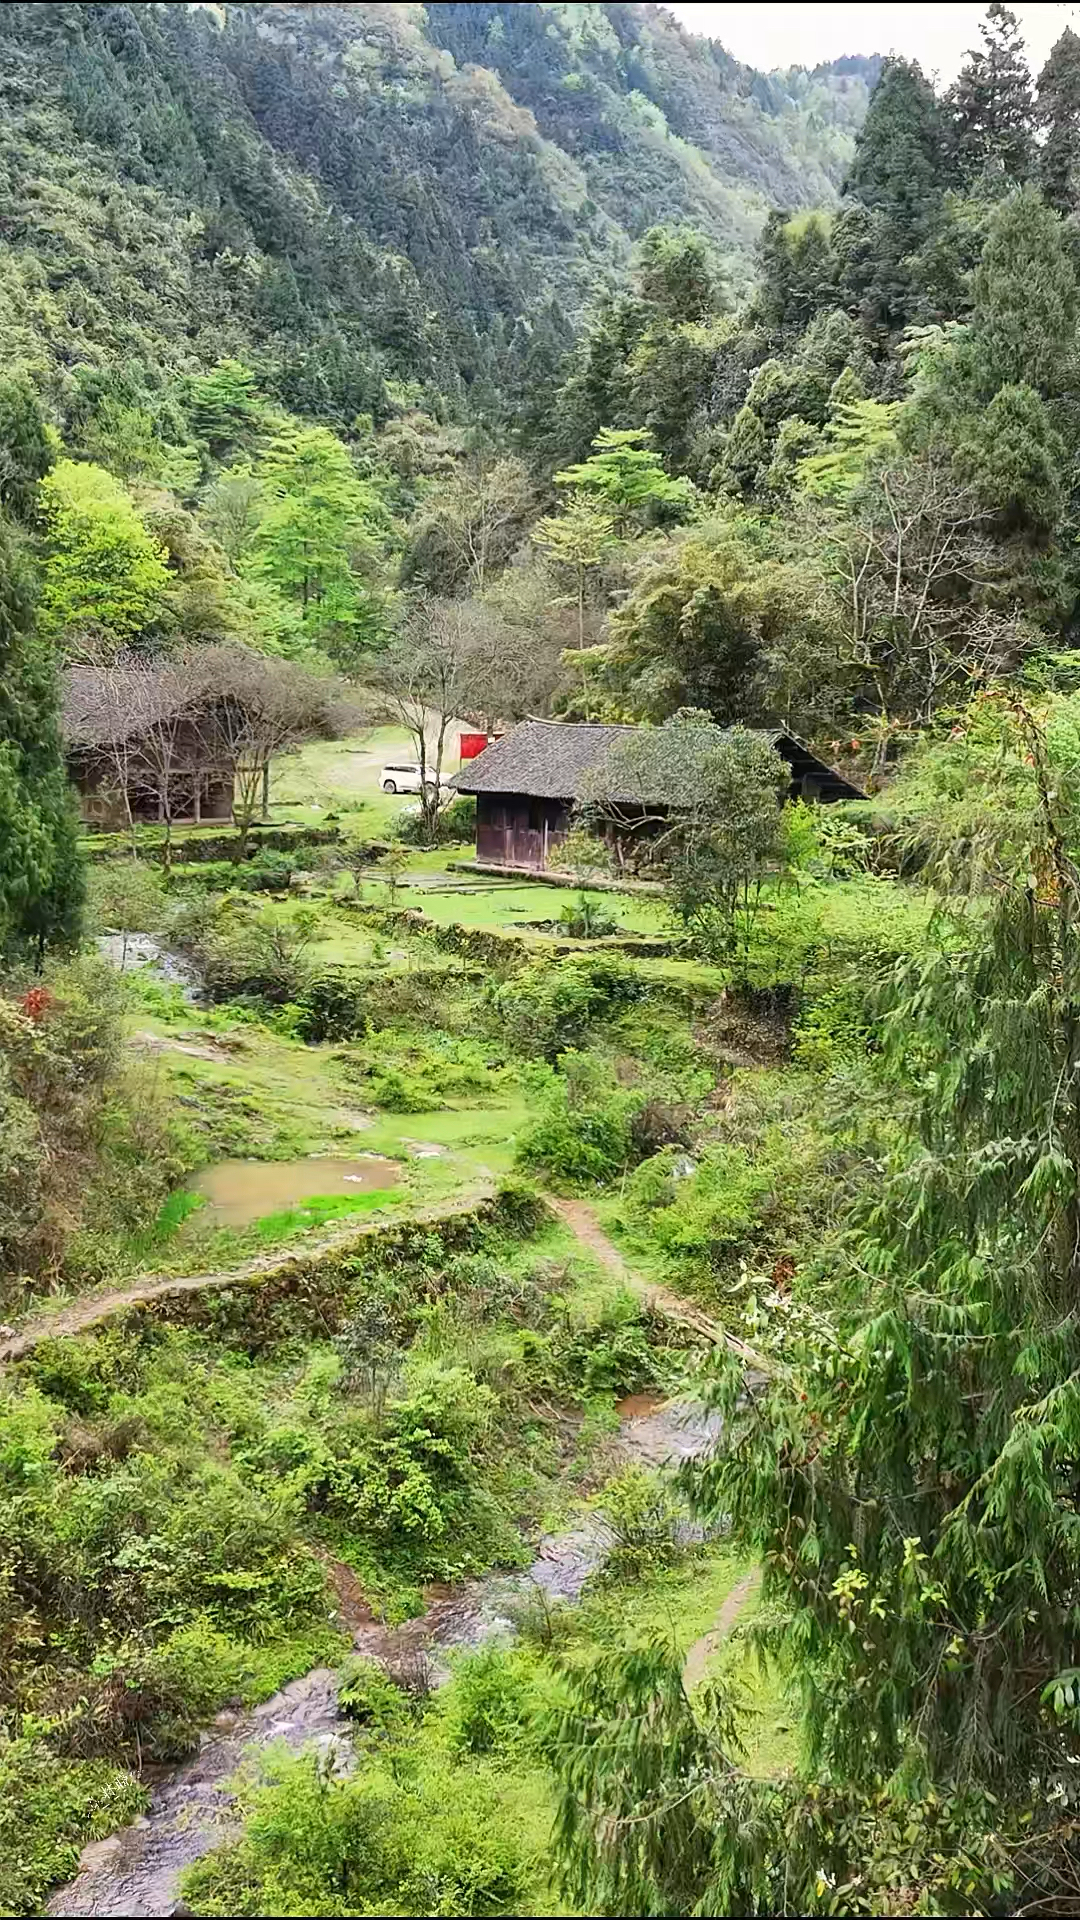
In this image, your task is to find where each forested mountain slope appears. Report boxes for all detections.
[0,2,875,426]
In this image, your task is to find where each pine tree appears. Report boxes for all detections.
[843,57,946,237]
[0,375,54,524]
[634,224,722,325]
[969,184,1078,397]
[841,60,948,329]
[947,3,1033,186]
[1037,27,1080,213]
[0,521,81,958]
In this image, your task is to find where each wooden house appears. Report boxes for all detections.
[62,666,238,829]
[449,719,865,873]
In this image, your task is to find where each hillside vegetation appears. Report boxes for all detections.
[1,2,874,423]
[10,3,1080,1917]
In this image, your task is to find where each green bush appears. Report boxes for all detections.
[337,1658,414,1742]
[618,1068,838,1291]
[549,1288,655,1396]
[368,1065,439,1113]
[180,1748,531,1917]
[597,1465,684,1582]
[321,1364,516,1580]
[516,1051,641,1187]
[556,892,622,939]
[744,875,939,1071]
[295,967,370,1041]
[495,955,642,1061]
[171,850,300,895]
[622,1142,775,1280]
[0,1741,147,1916]
[438,1647,547,1758]
[0,959,188,1296]
[395,794,476,846]
[171,898,319,1002]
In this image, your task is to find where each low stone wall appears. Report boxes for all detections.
[2,1182,547,1366]
[83,824,347,865]
[349,905,680,968]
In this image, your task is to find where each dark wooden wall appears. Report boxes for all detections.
[475,792,570,869]
[70,737,234,829]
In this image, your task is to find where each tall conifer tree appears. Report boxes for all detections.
[948,3,1033,185]
[0,522,81,958]
[1037,27,1080,213]
[843,57,946,238]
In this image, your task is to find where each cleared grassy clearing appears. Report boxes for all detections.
[269,726,437,834]
[405,882,672,934]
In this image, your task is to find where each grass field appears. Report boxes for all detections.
[404,883,672,935]
[269,726,452,835]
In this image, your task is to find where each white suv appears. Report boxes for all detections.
[380,762,439,795]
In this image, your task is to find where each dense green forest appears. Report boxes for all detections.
[0,1,876,425]
[11,2,1080,1916]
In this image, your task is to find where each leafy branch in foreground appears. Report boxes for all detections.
[551,696,1080,1913]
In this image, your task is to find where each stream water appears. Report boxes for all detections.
[95,934,202,1002]
[49,1393,719,1919]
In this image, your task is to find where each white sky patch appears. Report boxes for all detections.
[666,4,1080,86]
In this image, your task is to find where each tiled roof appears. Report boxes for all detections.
[450,720,639,799]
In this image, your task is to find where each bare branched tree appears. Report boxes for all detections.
[440,456,533,593]
[86,652,148,854]
[371,599,503,841]
[186,644,343,856]
[124,656,192,873]
[823,450,1033,774]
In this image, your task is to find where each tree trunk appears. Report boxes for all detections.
[578,567,592,721]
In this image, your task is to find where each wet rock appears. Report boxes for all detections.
[74,1839,123,1877]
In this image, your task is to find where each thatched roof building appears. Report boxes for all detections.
[450,719,864,870]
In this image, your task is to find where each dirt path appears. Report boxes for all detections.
[548,1198,766,1684]
[0,1190,492,1369]
[682,1569,762,1689]
[547,1195,768,1374]
[1,1189,768,1380]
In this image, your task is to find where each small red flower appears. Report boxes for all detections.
[20,987,54,1023]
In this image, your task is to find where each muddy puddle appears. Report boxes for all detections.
[50,1394,719,1918]
[187,1155,401,1229]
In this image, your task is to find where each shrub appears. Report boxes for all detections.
[495,955,642,1061]
[369,1065,438,1113]
[85,859,168,937]
[622,1142,774,1279]
[322,1364,513,1580]
[394,793,476,846]
[556,892,622,939]
[438,1647,546,1757]
[338,1657,414,1742]
[550,1288,655,1396]
[180,1749,531,1918]
[597,1465,684,1581]
[516,1051,640,1186]
[295,967,369,1041]
[171,899,320,1002]
[0,1741,147,1916]
[0,958,187,1294]
[171,851,300,895]
[618,1078,835,1290]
